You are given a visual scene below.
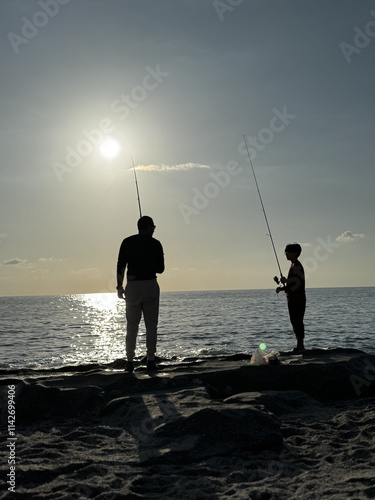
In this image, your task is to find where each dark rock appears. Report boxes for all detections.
[224,390,324,416]
[12,381,103,423]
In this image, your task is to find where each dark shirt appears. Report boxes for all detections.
[285,260,305,303]
[117,234,164,284]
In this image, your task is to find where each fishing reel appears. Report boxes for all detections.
[274,275,287,294]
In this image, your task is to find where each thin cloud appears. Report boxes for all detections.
[71,267,100,276]
[135,162,210,172]
[2,257,65,267]
[336,231,365,242]
[2,258,26,266]
[37,257,64,265]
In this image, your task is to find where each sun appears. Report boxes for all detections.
[99,137,121,159]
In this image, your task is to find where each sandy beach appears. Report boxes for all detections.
[1,348,375,499]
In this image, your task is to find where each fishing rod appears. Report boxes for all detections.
[242,135,284,282]
[131,157,142,218]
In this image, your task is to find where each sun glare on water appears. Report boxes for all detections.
[99,137,121,159]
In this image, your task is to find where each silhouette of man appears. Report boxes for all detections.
[276,243,306,352]
[116,216,165,372]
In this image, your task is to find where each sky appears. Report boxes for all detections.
[1,0,374,296]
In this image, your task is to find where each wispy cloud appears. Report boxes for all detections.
[135,162,210,172]
[169,266,197,272]
[70,267,100,276]
[2,258,26,266]
[37,257,62,264]
[2,257,64,267]
[336,231,365,242]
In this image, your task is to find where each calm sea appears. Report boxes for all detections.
[0,287,374,370]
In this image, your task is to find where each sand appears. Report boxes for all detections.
[1,348,375,499]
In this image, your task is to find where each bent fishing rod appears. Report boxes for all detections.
[242,135,284,283]
[131,157,142,218]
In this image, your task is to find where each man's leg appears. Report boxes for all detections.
[142,280,160,361]
[125,282,142,361]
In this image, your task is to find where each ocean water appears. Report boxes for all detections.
[0,287,374,370]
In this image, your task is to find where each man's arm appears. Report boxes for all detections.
[116,240,127,297]
[155,241,165,274]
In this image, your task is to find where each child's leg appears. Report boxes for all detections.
[288,301,306,350]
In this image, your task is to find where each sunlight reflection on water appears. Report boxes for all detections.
[0,287,374,369]
[60,293,126,366]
